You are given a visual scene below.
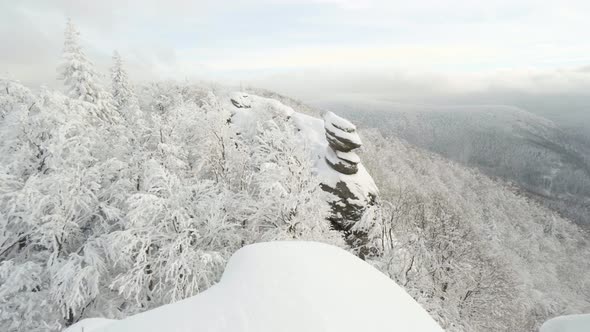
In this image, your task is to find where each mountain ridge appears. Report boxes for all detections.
[315,98,590,227]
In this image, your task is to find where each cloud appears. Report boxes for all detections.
[1,0,589,98]
[245,65,590,106]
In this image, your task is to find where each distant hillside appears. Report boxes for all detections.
[359,129,590,331]
[3,77,588,331]
[315,98,590,227]
[3,17,589,332]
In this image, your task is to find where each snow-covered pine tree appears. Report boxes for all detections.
[111,51,139,115]
[57,19,115,122]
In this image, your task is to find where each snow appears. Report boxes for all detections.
[540,314,590,332]
[66,242,443,332]
[316,155,378,203]
[324,111,356,133]
[229,92,252,108]
[319,169,377,211]
[226,93,377,202]
[325,147,346,166]
[291,111,328,157]
[65,318,116,332]
[227,93,323,152]
[335,150,360,164]
[325,120,363,146]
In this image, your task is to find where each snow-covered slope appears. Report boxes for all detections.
[361,129,590,330]
[66,242,443,332]
[317,98,590,227]
[227,93,378,229]
[540,314,590,332]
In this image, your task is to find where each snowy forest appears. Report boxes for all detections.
[324,100,590,228]
[1,19,590,332]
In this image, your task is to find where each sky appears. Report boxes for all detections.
[2,0,590,112]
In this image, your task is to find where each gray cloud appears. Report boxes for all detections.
[1,0,589,128]
[246,66,590,128]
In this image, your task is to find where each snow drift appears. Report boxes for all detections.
[66,242,443,332]
[540,314,590,332]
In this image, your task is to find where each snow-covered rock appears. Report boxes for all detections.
[324,111,362,152]
[319,111,376,253]
[325,148,358,174]
[226,93,378,240]
[335,150,360,164]
[540,314,590,332]
[325,127,362,152]
[324,110,356,133]
[66,242,443,332]
[229,92,251,109]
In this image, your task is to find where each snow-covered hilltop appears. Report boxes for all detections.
[227,93,378,251]
[66,242,443,332]
[0,76,379,332]
[2,19,590,332]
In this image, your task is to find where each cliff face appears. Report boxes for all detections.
[228,93,378,246]
[319,112,377,255]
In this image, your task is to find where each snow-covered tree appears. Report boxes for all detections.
[247,119,342,244]
[360,129,590,332]
[3,19,590,332]
[0,80,124,330]
[111,51,139,116]
[107,160,232,308]
[57,19,115,122]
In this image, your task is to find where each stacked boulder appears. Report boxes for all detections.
[324,111,362,175]
[321,112,377,257]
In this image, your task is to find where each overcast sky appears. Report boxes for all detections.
[2,0,590,107]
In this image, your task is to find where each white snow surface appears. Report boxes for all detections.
[227,93,377,202]
[65,318,116,332]
[229,92,252,108]
[324,111,356,132]
[66,242,443,332]
[540,314,590,332]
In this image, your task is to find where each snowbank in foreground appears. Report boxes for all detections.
[66,242,443,332]
[540,314,590,332]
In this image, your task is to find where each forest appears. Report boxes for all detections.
[1,20,589,332]
[326,100,590,228]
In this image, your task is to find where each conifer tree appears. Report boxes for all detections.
[57,19,115,121]
[111,51,138,113]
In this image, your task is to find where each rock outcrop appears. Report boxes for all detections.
[230,92,251,109]
[227,94,378,257]
[320,112,377,257]
[323,112,363,176]
[325,148,359,175]
[324,112,362,152]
